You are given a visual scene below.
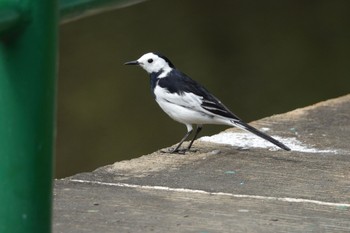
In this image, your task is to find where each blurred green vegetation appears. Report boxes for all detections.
[57,0,350,178]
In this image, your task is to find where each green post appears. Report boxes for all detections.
[0,0,144,232]
[0,0,58,232]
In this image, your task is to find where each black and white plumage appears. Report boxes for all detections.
[125,52,291,153]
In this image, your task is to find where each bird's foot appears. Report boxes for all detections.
[160,148,187,154]
[160,147,198,154]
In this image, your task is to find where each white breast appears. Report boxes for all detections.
[153,85,229,125]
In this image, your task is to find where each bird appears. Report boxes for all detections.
[124,52,291,153]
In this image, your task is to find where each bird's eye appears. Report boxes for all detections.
[148,59,153,63]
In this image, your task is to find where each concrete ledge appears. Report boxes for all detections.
[54,94,350,233]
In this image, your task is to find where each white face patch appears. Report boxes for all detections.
[137,53,172,77]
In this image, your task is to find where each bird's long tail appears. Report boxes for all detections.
[231,120,291,151]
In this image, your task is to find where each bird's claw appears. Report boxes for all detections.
[160,147,198,154]
[160,148,186,154]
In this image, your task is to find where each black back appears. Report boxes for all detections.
[154,69,241,120]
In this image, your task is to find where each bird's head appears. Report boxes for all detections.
[124,52,175,75]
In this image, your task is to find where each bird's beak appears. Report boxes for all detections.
[124,60,139,65]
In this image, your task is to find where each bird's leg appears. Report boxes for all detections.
[169,130,193,154]
[187,125,203,151]
[168,124,193,154]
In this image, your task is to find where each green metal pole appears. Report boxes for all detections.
[0,0,144,232]
[0,0,58,232]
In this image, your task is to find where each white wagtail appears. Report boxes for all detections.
[125,52,291,153]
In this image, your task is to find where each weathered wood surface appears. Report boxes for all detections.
[54,94,350,233]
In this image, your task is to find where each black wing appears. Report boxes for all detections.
[157,69,242,120]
